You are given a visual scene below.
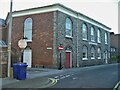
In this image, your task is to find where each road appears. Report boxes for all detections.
[46,63,119,88]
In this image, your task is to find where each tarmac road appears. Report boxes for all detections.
[48,63,119,88]
[2,63,119,89]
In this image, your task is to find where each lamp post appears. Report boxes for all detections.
[18,39,27,63]
[7,0,13,77]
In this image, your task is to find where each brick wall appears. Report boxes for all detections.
[54,11,77,68]
[11,12,54,67]
[54,11,110,67]
[11,10,110,68]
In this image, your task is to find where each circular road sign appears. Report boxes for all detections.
[18,39,27,49]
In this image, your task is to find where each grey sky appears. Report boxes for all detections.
[0,0,119,33]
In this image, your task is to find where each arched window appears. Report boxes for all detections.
[90,27,95,42]
[97,29,101,43]
[98,47,101,59]
[65,17,72,37]
[24,18,32,41]
[82,23,87,40]
[91,46,95,59]
[105,32,108,44]
[82,46,88,60]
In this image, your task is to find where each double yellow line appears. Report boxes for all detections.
[48,78,58,87]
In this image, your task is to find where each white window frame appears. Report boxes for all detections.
[91,47,95,59]
[90,27,95,42]
[65,18,72,38]
[105,32,108,44]
[97,29,101,43]
[111,48,116,52]
[24,18,33,42]
[82,24,87,40]
[98,47,101,59]
[82,46,88,60]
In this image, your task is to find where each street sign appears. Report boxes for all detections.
[18,39,27,49]
[58,45,64,51]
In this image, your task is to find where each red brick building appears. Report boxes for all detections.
[8,10,55,68]
[6,4,111,68]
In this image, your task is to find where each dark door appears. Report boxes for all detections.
[66,52,71,68]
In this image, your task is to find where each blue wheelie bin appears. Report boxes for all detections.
[18,63,28,80]
[13,63,18,79]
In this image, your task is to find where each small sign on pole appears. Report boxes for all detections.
[18,39,27,49]
[58,45,63,70]
[58,45,64,51]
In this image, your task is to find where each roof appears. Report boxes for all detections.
[7,3,111,31]
[0,18,6,26]
[0,40,7,47]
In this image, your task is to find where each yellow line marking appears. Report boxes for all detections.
[113,81,120,90]
[48,78,58,87]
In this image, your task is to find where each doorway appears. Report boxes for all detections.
[65,51,72,68]
[23,49,32,67]
[105,50,108,64]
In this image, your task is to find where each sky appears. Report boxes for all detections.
[0,0,119,34]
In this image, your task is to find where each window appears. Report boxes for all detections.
[65,18,72,37]
[82,46,88,60]
[105,32,108,44]
[97,29,101,43]
[113,48,116,52]
[104,50,108,63]
[91,46,95,59]
[24,18,32,42]
[82,23,87,40]
[98,47,101,59]
[111,48,116,52]
[90,27,95,42]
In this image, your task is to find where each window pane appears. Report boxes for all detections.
[98,48,101,59]
[98,29,101,43]
[24,30,32,40]
[82,24,87,40]
[83,46,87,59]
[91,53,94,58]
[25,23,32,30]
[83,53,86,58]
[66,18,72,37]
[66,29,71,36]
[91,27,95,41]
[105,32,108,44]
[24,18,32,41]
[91,47,95,59]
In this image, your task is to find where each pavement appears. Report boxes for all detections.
[1,68,64,89]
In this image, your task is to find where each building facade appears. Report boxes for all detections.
[7,4,111,68]
[0,18,8,78]
[110,32,120,63]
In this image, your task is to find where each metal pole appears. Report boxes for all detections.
[7,0,13,77]
[21,49,24,63]
[76,13,79,67]
[58,51,62,70]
